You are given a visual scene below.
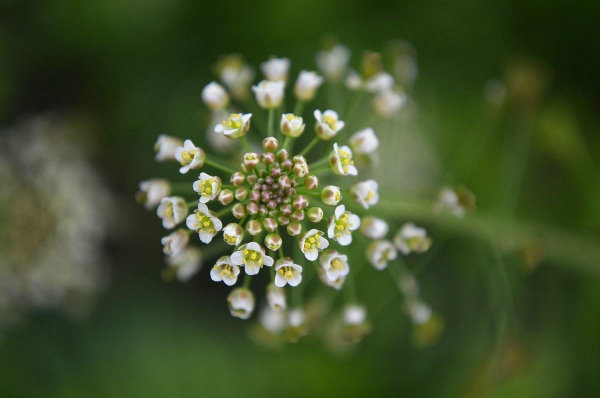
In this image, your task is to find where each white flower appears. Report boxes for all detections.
[359,216,389,239]
[259,306,286,333]
[317,268,346,290]
[327,205,360,246]
[193,172,222,203]
[365,72,394,93]
[157,196,188,229]
[319,249,350,283]
[314,110,345,140]
[280,113,305,137]
[343,304,367,326]
[252,80,285,109]
[185,203,223,244]
[222,223,243,246]
[201,81,229,111]
[137,179,170,210]
[218,55,255,100]
[294,70,324,101]
[206,110,236,153]
[227,288,255,320]
[210,256,240,286]
[373,90,406,117]
[287,308,305,328]
[161,229,189,257]
[214,113,252,139]
[154,134,182,161]
[321,185,342,206]
[394,223,432,255]
[349,127,379,155]
[351,180,379,209]
[316,44,350,81]
[345,69,362,90]
[175,139,206,174]
[274,258,303,287]
[329,143,357,176]
[266,283,286,311]
[405,298,432,325]
[299,229,329,261]
[261,57,290,81]
[230,242,274,276]
[435,186,475,217]
[166,247,203,282]
[367,240,397,270]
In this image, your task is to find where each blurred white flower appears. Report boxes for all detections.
[227,288,255,320]
[351,179,379,209]
[359,216,388,239]
[202,81,229,111]
[367,240,397,270]
[157,196,188,229]
[161,229,189,257]
[373,90,406,117]
[261,57,290,81]
[136,179,170,210]
[394,223,432,255]
[166,247,203,282]
[252,80,285,109]
[154,134,182,162]
[294,70,324,101]
[349,127,379,155]
[316,44,350,81]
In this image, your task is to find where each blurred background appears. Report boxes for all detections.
[0,0,599,396]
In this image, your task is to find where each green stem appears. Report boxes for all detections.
[239,136,251,152]
[205,158,237,175]
[243,273,252,288]
[267,108,275,138]
[308,157,329,170]
[283,135,292,152]
[216,205,234,218]
[170,182,193,192]
[278,246,284,259]
[186,200,198,208]
[293,100,304,116]
[299,137,320,157]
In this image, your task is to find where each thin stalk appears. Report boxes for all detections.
[267,108,275,138]
[205,158,237,175]
[293,100,304,116]
[239,136,251,152]
[299,137,320,157]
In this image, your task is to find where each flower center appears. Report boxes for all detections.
[334,212,351,238]
[195,213,215,234]
[338,149,354,173]
[220,264,234,278]
[199,179,216,196]
[164,202,174,217]
[331,258,344,271]
[180,150,197,164]
[278,266,297,280]
[323,115,337,130]
[303,233,323,252]
[224,234,238,245]
[226,114,242,129]
[242,249,263,269]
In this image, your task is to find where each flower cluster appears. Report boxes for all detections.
[138,42,446,347]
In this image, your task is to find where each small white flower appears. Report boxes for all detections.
[299,229,329,261]
[321,185,342,206]
[316,44,351,81]
[259,306,286,333]
[261,57,290,81]
[314,110,345,140]
[201,81,229,111]
[280,113,305,137]
[157,196,188,229]
[166,247,202,282]
[222,223,243,246]
[317,268,346,290]
[230,242,274,276]
[210,256,240,286]
[351,180,379,209]
[227,288,255,320]
[394,223,432,255]
[154,134,183,161]
[319,249,350,283]
[373,90,406,117]
[218,55,255,100]
[137,179,170,210]
[206,110,236,153]
[367,240,397,270]
[345,69,363,90]
[266,283,286,311]
[435,186,475,217]
[349,127,379,155]
[252,80,285,109]
[214,113,252,139]
[329,143,357,176]
[294,70,324,101]
[175,139,205,174]
[360,216,389,239]
[327,205,360,246]
[185,203,222,244]
[161,229,189,257]
[193,172,222,203]
[405,298,432,325]
[274,258,303,287]
[343,304,367,326]
[365,72,394,93]
[287,308,305,328]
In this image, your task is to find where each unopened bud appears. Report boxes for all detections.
[307,207,323,222]
[246,174,258,185]
[242,152,259,170]
[276,149,289,161]
[218,189,234,205]
[235,187,248,201]
[246,201,259,215]
[263,217,278,232]
[231,172,245,186]
[291,209,305,222]
[277,215,290,226]
[293,195,308,209]
[293,162,309,178]
[264,233,282,251]
[262,137,279,152]
[287,222,302,236]
[232,203,246,219]
[223,223,244,246]
[246,219,262,235]
[261,152,276,165]
[321,185,342,206]
[304,175,318,190]
[278,175,292,190]
[282,159,293,171]
[279,203,292,215]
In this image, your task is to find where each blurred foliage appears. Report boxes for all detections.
[0,0,599,397]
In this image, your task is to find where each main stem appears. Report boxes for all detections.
[267,108,275,138]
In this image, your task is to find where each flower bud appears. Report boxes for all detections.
[249,189,260,202]
[278,175,291,190]
[231,171,245,186]
[321,185,342,206]
[263,217,278,232]
[280,114,305,137]
[294,70,323,102]
[291,209,305,222]
[276,149,289,161]
[232,203,246,219]
[293,162,309,178]
[292,155,307,165]
[279,203,292,216]
[281,159,293,171]
[307,207,323,223]
[360,216,388,239]
[227,288,255,320]
[246,201,259,215]
[277,215,290,226]
[235,187,248,201]
[293,195,308,210]
[261,152,276,165]
[266,283,287,311]
[218,189,234,205]
[264,233,283,251]
[304,175,318,190]
[223,223,244,246]
[201,81,229,111]
[262,137,279,152]
[242,152,259,170]
[287,222,302,236]
[246,219,263,235]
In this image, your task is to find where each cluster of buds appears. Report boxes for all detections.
[138,42,454,347]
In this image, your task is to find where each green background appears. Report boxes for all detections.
[1,0,599,396]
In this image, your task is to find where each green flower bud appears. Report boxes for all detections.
[218,189,234,205]
[264,232,282,251]
[307,207,323,222]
